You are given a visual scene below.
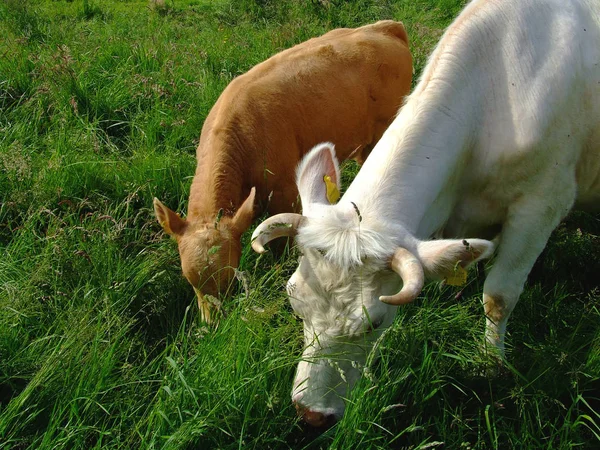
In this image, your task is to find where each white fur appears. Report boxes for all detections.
[295,142,341,216]
[296,203,397,269]
[275,0,600,421]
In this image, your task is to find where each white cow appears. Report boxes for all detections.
[252,0,600,427]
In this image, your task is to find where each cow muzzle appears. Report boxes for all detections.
[294,401,337,428]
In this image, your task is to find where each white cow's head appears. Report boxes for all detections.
[251,143,494,426]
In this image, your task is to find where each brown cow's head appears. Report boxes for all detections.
[153,188,255,322]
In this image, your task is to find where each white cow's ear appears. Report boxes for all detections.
[296,142,340,212]
[416,238,495,280]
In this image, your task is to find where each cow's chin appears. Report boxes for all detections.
[291,348,365,426]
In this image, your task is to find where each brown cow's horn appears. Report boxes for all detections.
[251,213,306,253]
[379,247,424,305]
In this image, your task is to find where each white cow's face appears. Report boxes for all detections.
[250,143,495,427]
[286,249,398,425]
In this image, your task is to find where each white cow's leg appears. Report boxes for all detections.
[482,184,576,357]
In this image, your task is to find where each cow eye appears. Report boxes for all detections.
[366,317,384,333]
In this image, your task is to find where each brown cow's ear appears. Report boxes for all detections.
[231,187,256,234]
[153,198,187,237]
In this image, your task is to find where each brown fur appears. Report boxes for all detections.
[483,293,508,326]
[154,21,413,312]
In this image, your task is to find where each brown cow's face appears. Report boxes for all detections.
[153,189,255,321]
[178,222,241,298]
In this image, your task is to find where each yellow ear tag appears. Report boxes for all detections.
[324,175,340,204]
[445,265,468,287]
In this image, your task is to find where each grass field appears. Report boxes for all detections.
[2,0,600,448]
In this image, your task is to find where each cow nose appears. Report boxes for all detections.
[294,402,335,428]
[303,409,332,427]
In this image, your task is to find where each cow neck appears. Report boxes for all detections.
[186,130,245,224]
[344,80,478,240]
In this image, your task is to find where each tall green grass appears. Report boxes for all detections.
[1,0,599,448]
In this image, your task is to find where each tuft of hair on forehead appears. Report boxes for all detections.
[296,205,394,270]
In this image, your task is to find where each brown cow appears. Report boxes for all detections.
[153,20,412,322]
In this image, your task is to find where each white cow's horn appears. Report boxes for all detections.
[379,247,424,305]
[251,213,306,253]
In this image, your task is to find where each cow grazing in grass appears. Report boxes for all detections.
[153,20,412,322]
[252,0,600,426]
